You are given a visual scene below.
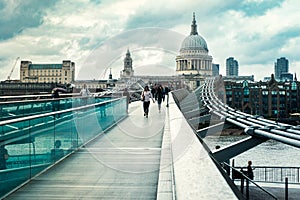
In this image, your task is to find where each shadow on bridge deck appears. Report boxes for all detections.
[4,94,238,200]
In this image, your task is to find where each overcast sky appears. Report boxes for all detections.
[0,0,299,81]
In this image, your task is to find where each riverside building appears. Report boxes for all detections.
[216,74,300,120]
[20,60,75,84]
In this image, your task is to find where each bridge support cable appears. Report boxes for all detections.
[269,129,300,141]
[245,127,300,148]
[200,77,300,149]
[225,118,249,129]
[258,117,292,127]
[233,117,264,128]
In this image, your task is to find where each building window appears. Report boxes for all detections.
[65,71,67,76]
[291,82,297,90]
[244,87,249,95]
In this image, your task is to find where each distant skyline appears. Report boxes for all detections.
[0,0,299,81]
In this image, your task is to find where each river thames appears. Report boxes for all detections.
[203,135,300,168]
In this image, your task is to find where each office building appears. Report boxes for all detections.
[226,57,238,76]
[274,57,288,80]
[212,63,220,76]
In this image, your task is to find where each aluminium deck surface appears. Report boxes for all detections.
[5,101,166,200]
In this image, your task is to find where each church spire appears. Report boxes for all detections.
[190,12,198,35]
[126,48,130,57]
[109,68,112,80]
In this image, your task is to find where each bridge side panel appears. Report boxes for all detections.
[168,92,238,199]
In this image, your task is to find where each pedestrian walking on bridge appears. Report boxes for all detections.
[141,86,155,118]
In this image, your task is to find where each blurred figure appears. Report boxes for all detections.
[123,88,130,113]
[155,85,164,113]
[164,85,170,107]
[80,84,91,97]
[0,145,9,170]
[151,84,157,99]
[51,140,64,162]
[80,84,91,105]
[51,88,60,98]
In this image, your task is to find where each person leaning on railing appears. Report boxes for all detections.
[246,160,254,180]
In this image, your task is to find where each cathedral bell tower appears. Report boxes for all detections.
[120,49,134,78]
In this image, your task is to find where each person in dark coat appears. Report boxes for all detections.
[155,85,164,113]
[247,160,254,180]
[164,86,170,107]
[51,88,60,98]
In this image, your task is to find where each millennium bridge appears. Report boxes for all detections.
[0,77,299,199]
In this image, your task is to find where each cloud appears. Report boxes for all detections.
[0,0,299,82]
[234,0,284,17]
[0,0,59,40]
[77,27,184,80]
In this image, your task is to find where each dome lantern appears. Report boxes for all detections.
[180,13,208,52]
[190,12,198,35]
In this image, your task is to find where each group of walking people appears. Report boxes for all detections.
[141,84,170,118]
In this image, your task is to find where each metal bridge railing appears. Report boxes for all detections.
[223,163,278,200]
[235,166,300,184]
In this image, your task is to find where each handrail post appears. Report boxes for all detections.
[297,167,299,183]
[285,177,288,200]
[281,167,283,182]
[241,177,244,194]
[265,167,267,182]
[246,179,249,200]
[232,159,235,180]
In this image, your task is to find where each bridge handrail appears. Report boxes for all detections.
[0,93,87,105]
[0,96,127,198]
[0,97,124,127]
[222,162,278,200]
[0,93,80,102]
[234,166,300,184]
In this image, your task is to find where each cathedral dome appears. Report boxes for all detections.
[180,35,208,51]
[179,13,208,52]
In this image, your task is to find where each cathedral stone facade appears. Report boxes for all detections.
[176,13,213,90]
[176,13,212,77]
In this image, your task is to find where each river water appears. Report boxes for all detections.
[203,135,300,168]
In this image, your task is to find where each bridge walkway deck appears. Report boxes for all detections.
[4,101,166,200]
[4,94,238,200]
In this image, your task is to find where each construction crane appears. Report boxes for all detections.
[7,57,20,81]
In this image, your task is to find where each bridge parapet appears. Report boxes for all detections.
[0,97,127,198]
[167,90,239,199]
